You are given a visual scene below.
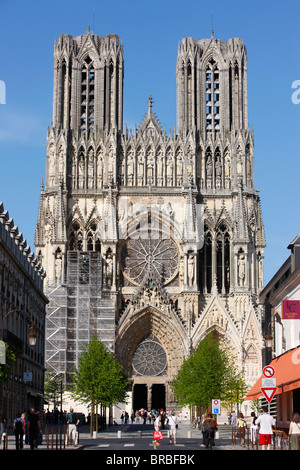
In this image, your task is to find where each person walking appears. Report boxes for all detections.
[288,412,300,450]
[255,406,275,450]
[13,412,24,450]
[200,413,206,447]
[153,413,162,446]
[236,412,247,446]
[27,407,42,450]
[65,408,80,447]
[250,411,258,446]
[168,411,177,445]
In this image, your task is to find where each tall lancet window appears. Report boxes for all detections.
[216,224,230,294]
[205,59,220,131]
[80,56,95,133]
[199,225,212,294]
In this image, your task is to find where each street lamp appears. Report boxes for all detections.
[264,323,273,350]
[1,309,37,348]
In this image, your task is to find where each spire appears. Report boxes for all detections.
[34,181,45,246]
[148,94,154,114]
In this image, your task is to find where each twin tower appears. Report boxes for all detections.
[35,29,265,411]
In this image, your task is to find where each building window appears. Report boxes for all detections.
[81,56,95,133]
[206,60,220,131]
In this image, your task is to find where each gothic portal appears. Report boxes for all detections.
[35,30,266,410]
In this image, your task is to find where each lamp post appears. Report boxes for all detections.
[1,309,37,347]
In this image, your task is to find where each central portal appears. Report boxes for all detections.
[133,383,166,412]
[151,384,165,410]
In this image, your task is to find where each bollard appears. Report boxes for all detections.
[188,430,191,438]
[2,432,6,450]
[118,430,122,438]
[138,431,142,438]
[93,431,97,439]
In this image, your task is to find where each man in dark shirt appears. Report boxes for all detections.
[27,408,42,450]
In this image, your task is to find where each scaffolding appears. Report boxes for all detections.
[45,251,115,385]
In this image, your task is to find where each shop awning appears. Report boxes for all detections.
[244,346,300,401]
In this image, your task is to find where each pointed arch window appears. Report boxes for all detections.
[87,222,101,252]
[69,221,83,251]
[199,225,212,293]
[206,59,220,131]
[81,55,95,133]
[216,224,230,293]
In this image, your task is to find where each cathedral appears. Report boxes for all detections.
[35,29,266,411]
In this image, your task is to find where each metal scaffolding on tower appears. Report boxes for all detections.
[45,251,115,385]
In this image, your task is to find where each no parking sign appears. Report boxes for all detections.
[212,399,221,415]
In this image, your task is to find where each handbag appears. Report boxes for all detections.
[153,431,163,440]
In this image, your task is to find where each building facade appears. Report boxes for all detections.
[35,30,266,411]
[256,235,300,428]
[0,202,47,419]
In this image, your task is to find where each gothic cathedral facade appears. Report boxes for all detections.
[35,30,266,410]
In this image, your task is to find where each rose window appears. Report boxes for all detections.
[122,230,178,286]
[132,334,167,376]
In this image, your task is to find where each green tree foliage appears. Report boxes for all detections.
[44,371,65,408]
[171,332,239,410]
[222,368,248,412]
[0,343,16,384]
[69,335,128,432]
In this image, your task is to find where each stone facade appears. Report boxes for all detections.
[0,202,47,419]
[35,30,266,410]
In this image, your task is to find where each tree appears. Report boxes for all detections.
[222,368,249,413]
[69,335,128,434]
[0,343,16,384]
[44,371,65,409]
[171,332,236,412]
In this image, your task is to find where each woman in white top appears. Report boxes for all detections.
[168,411,177,444]
[289,412,300,450]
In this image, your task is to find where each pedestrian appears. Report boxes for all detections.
[288,412,300,450]
[200,413,206,447]
[13,412,24,450]
[27,407,42,450]
[168,411,177,445]
[255,406,275,450]
[153,413,162,446]
[160,409,166,429]
[231,410,236,425]
[65,407,80,447]
[202,413,218,448]
[0,410,6,444]
[236,412,247,446]
[250,411,258,446]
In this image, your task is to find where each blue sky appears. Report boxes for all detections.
[0,0,299,285]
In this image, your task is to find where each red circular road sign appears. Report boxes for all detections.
[263,365,275,378]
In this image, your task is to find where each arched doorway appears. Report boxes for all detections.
[151,384,165,410]
[133,384,147,411]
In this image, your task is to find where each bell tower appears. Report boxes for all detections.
[176,33,248,136]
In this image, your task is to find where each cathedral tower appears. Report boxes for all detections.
[35,30,265,412]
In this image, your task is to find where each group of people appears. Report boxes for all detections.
[153,409,178,446]
[232,407,300,450]
[8,408,43,450]
[0,407,81,450]
[120,408,172,426]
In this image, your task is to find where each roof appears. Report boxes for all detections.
[244,345,300,401]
